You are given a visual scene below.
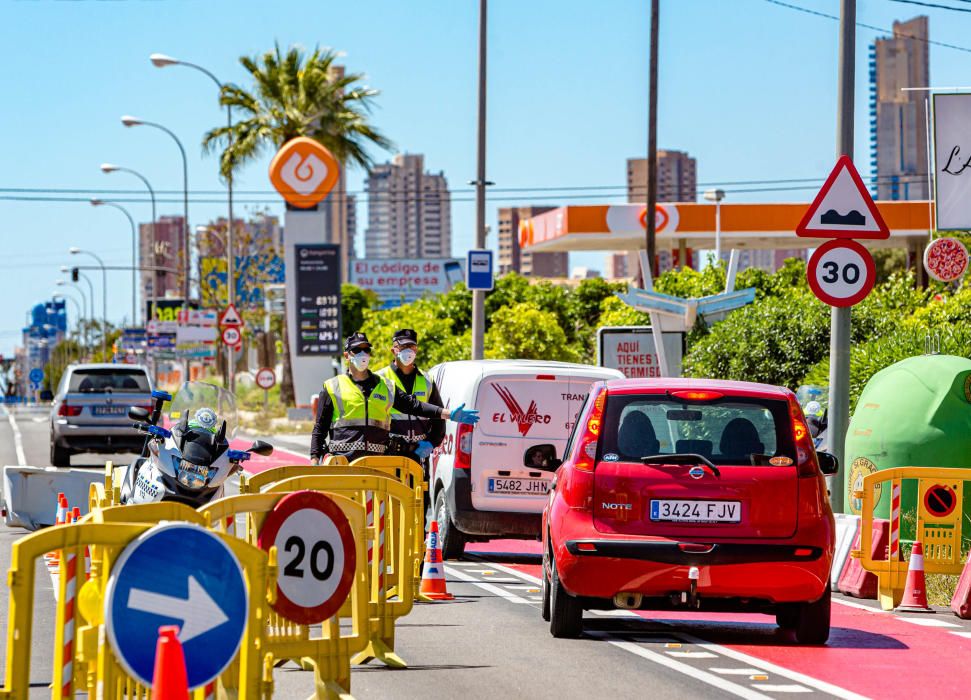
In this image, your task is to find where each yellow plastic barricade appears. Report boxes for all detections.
[200,490,369,698]
[0,521,273,700]
[241,456,428,603]
[263,475,420,669]
[853,466,971,610]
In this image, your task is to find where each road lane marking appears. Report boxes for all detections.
[952,631,971,639]
[897,617,959,628]
[590,635,775,700]
[444,565,532,604]
[712,668,773,675]
[2,405,27,466]
[665,650,719,659]
[831,598,881,613]
[672,631,870,700]
[753,685,812,693]
[465,558,542,584]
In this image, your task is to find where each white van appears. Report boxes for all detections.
[428,359,624,558]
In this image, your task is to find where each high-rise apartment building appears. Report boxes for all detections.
[869,16,930,200]
[364,154,451,259]
[626,151,698,274]
[497,206,569,278]
[139,215,186,304]
[605,253,630,280]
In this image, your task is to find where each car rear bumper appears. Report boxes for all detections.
[52,423,143,452]
[446,468,542,538]
[556,540,832,604]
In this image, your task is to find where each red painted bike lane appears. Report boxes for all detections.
[466,539,971,700]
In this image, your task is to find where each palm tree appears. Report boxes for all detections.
[204,44,392,405]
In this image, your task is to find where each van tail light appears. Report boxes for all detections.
[787,396,819,477]
[455,423,474,470]
[575,386,607,473]
[58,403,82,417]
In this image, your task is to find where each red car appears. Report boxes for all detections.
[530,378,838,644]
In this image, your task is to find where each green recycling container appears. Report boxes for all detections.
[844,354,971,545]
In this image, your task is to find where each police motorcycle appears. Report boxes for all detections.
[119,381,273,507]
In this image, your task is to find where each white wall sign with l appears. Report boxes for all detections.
[933,92,971,231]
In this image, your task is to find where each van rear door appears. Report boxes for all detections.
[471,373,601,513]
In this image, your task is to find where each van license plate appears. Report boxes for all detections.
[488,478,549,495]
[650,500,741,523]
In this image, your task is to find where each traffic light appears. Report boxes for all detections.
[71,267,79,282]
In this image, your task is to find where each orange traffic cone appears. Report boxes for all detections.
[419,520,454,601]
[896,541,934,613]
[46,494,68,569]
[151,625,189,699]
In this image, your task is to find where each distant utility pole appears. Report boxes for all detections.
[645,0,660,280]
[471,0,489,360]
[829,0,856,514]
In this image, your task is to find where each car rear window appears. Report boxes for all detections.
[68,368,150,393]
[600,394,795,466]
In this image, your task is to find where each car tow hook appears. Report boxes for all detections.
[687,566,700,609]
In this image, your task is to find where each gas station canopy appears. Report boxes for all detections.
[519,202,934,252]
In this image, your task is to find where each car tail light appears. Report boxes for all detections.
[57,403,82,417]
[575,386,607,473]
[670,390,724,401]
[454,423,474,470]
[535,374,556,381]
[787,395,819,477]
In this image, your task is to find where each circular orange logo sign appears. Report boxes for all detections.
[268,137,340,208]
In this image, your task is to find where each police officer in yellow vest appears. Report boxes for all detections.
[310,332,479,464]
[377,328,445,462]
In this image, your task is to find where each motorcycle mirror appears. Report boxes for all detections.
[216,420,226,444]
[128,406,150,422]
[248,440,274,457]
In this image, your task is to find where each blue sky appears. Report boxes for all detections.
[2,0,970,355]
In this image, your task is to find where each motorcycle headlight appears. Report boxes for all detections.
[177,459,211,490]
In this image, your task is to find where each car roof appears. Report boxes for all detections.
[602,376,794,399]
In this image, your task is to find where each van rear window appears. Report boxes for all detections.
[69,368,150,393]
[600,394,795,466]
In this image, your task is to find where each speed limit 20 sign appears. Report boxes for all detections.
[257,490,357,624]
[807,239,875,308]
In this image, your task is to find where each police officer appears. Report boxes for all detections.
[310,332,478,464]
[377,329,444,462]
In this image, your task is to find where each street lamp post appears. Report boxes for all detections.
[70,248,108,358]
[52,292,83,341]
[152,53,237,392]
[120,116,190,304]
[703,189,727,264]
[101,164,157,323]
[55,281,88,352]
[90,199,138,324]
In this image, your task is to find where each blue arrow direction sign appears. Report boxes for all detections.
[104,522,248,689]
[28,367,43,384]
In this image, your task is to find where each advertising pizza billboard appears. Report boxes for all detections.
[597,326,685,378]
[350,258,464,307]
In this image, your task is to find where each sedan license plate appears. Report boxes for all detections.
[650,499,741,523]
[92,406,126,416]
[488,477,549,495]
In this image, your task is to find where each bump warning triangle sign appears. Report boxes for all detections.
[796,155,889,240]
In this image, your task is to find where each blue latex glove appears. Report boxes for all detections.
[414,440,434,459]
[449,403,480,425]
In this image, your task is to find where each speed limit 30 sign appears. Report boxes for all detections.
[257,490,357,624]
[807,239,875,308]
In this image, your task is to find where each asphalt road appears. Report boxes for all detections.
[2,405,971,699]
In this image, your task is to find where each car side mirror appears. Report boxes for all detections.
[128,406,150,422]
[817,451,839,475]
[524,444,561,471]
[248,440,274,457]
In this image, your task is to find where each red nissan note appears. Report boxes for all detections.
[530,378,838,644]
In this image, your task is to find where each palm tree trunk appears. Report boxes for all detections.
[280,303,295,406]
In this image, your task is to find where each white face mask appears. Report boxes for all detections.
[396,348,416,366]
[349,352,370,371]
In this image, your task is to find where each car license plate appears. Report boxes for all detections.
[488,477,549,495]
[650,499,741,523]
[92,406,126,416]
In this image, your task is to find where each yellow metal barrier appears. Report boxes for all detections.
[262,474,420,669]
[200,490,370,697]
[0,521,274,699]
[853,466,971,610]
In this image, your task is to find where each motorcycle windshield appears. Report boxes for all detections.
[167,381,239,439]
